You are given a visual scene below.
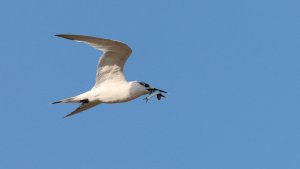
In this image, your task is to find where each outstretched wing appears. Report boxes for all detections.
[64,101,101,118]
[55,34,132,87]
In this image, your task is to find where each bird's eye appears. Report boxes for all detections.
[139,82,150,88]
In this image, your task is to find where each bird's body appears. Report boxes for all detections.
[52,34,165,117]
[83,81,148,104]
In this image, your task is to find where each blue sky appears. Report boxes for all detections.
[1,0,299,168]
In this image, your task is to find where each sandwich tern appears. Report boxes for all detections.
[52,34,166,117]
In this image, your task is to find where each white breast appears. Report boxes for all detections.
[89,81,132,103]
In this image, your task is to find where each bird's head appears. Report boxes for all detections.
[137,82,167,93]
[129,81,167,99]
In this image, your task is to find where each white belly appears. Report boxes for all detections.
[90,82,135,103]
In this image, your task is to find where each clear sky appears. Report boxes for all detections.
[0,0,299,168]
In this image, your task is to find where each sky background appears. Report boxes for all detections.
[0,0,299,168]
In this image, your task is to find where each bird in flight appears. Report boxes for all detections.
[52,34,166,117]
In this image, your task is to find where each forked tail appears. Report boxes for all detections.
[52,97,89,104]
[52,91,99,117]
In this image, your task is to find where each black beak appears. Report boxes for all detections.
[147,88,167,93]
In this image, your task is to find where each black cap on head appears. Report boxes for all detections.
[138,82,150,88]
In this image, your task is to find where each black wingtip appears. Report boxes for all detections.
[64,114,71,118]
[64,111,79,118]
[52,101,62,104]
[55,34,74,40]
[55,34,63,37]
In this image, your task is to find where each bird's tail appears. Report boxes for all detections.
[52,91,91,104]
[52,97,80,104]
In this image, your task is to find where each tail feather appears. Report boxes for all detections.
[52,97,78,104]
[52,91,98,117]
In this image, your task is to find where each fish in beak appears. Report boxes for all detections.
[144,88,167,103]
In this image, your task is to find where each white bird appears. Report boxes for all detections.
[52,34,166,117]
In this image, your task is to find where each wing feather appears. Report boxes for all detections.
[64,101,101,118]
[55,34,132,86]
